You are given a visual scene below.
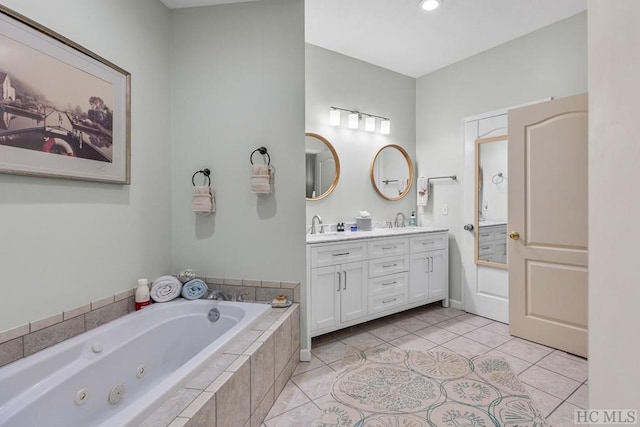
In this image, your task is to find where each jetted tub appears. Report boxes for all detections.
[0,299,270,427]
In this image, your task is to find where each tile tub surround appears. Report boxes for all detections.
[203,278,301,305]
[0,289,135,368]
[140,304,300,427]
[0,278,301,368]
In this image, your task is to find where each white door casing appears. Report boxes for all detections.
[463,113,509,322]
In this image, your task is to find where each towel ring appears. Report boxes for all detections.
[250,146,270,165]
[491,172,505,185]
[192,168,211,186]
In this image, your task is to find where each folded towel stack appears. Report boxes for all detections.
[150,275,183,303]
[181,279,208,300]
[417,177,429,206]
[250,165,272,194]
[193,185,215,213]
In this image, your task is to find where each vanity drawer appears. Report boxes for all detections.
[369,287,407,315]
[478,242,494,256]
[367,237,409,259]
[310,242,366,268]
[478,229,494,242]
[410,233,447,253]
[369,255,409,278]
[369,272,408,295]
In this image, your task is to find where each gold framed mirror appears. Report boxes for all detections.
[370,144,414,201]
[475,135,508,269]
[305,132,340,201]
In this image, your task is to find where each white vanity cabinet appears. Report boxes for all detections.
[409,233,448,303]
[309,242,368,333]
[477,223,507,264]
[307,228,449,338]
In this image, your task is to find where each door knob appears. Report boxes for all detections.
[463,224,474,231]
[509,231,520,240]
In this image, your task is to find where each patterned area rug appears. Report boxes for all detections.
[316,346,549,427]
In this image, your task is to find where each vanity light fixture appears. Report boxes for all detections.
[365,116,376,132]
[329,109,341,126]
[348,112,359,129]
[420,0,441,11]
[380,119,391,135]
[328,106,391,135]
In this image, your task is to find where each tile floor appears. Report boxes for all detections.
[261,302,588,427]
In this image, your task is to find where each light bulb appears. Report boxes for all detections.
[329,109,340,126]
[365,116,376,132]
[380,120,391,135]
[421,0,440,11]
[348,113,359,129]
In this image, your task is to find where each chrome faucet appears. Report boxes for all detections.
[394,212,406,228]
[206,290,234,301]
[311,215,324,234]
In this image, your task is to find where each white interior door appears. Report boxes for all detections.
[463,113,509,322]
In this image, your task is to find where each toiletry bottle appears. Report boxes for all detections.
[409,211,417,226]
[135,278,151,311]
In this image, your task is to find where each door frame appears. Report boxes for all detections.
[462,98,551,322]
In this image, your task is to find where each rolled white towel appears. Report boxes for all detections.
[150,275,182,303]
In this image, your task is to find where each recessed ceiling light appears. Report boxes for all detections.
[420,0,441,11]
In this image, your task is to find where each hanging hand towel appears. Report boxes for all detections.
[417,177,429,206]
[193,185,215,213]
[150,275,183,303]
[251,164,272,194]
[397,178,408,195]
[181,279,208,300]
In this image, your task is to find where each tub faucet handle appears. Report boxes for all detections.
[237,291,250,302]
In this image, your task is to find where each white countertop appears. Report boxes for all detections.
[479,220,507,227]
[306,226,449,244]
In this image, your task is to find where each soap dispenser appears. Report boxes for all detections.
[409,211,417,226]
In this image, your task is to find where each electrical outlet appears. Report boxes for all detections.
[441,204,448,215]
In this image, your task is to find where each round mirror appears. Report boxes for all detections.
[370,144,414,201]
[305,133,340,200]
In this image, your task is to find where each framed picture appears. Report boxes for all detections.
[0,6,131,184]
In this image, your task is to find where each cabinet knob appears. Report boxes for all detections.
[509,231,520,240]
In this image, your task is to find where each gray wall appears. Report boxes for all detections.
[305,44,416,227]
[588,0,640,409]
[415,12,587,304]
[0,0,172,331]
[170,0,306,284]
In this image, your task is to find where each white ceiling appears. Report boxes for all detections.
[161,0,587,78]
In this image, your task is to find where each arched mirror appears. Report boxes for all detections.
[305,132,340,200]
[370,144,414,201]
[475,135,508,269]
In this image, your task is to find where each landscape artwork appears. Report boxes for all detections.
[0,6,130,184]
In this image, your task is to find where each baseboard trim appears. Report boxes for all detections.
[299,349,311,362]
[448,299,464,311]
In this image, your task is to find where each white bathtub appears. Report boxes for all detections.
[0,299,270,427]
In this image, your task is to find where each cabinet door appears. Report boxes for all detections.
[310,265,340,332]
[409,253,430,303]
[340,261,367,323]
[428,249,447,299]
